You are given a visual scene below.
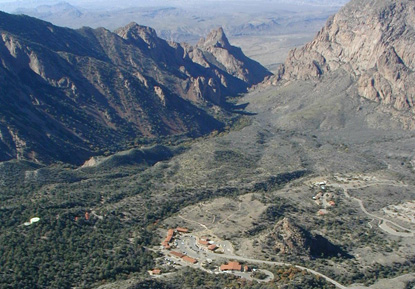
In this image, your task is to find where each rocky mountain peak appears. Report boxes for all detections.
[197,27,231,49]
[115,22,160,48]
[194,27,272,84]
[275,0,415,114]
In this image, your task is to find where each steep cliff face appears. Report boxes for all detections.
[0,12,271,164]
[276,0,415,114]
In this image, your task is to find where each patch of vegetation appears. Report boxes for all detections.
[128,266,335,289]
[348,259,415,287]
[405,280,415,289]
[0,211,157,288]
[213,150,256,169]
[265,266,335,289]
[252,271,268,280]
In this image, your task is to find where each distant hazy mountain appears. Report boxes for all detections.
[276,0,348,6]
[0,12,270,164]
[7,0,344,44]
[14,2,83,18]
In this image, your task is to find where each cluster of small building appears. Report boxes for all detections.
[161,227,189,249]
[151,227,195,276]
[197,237,218,251]
[314,181,327,188]
[311,181,338,216]
[313,192,336,207]
[154,227,257,279]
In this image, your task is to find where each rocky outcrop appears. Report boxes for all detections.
[116,23,161,49]
[266,217,351,259]
[266,217,311,256]
[0,12,271,164]
[276,0,415,114]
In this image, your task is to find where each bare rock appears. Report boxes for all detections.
[277,0,415,114]
[196,27,272,85]
[267,217,311,256]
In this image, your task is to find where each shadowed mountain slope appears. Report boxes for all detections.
[0,12,271,164]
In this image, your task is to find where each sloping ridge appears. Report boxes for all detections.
[80,145,178,170]
[0,12,271,164]
[276,0,415,118]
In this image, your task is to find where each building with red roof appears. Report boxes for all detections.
[149,269,161,275]
[220,261,242,271]
[198,239,209,246]
[208,244,218,251]
[170,251,185,258]
[176,227,189,233]
[182,256,197,264]
[162,228,175,249]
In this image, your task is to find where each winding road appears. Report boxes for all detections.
[337,183,415,237]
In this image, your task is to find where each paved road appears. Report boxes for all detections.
[173,234,347,289]
[207,252,347,289]
[338,184,415,237]
[232,269,274,282]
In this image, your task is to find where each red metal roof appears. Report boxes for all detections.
[151,269,161,275]
[208,244,218,251]
[176,227,189,233]
[220,261,242,271]
[182,256,197,264]
[170,251,185,258]
[198,239,209,246]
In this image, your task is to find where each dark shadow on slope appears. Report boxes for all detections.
[224,101,257,115]
[253,170,309,192]
[309,233,353,259]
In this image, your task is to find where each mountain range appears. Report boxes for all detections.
[0,11,270,164]
[7,1,343,43]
